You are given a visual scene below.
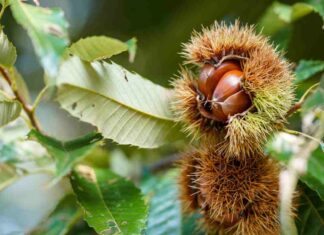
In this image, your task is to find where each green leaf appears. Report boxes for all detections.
[141,171,182,235]
[296,185,324,234]
[303,76,324,112]
[69,36,128,62]
[0,90,21,128]
[258,2,314,36]
[291,3,314,21]
[0,0,9,7]
[307,0,324,22]
[70,165,148,235]
[0,135,53,190]
[0,163,19,191]
[0,142,18,163]
[0,30,16,68]
[295,60,324,83]
[301,147,324,200]
[31,194,81,235]
[28,130,102,185]
[10,0,69,78]
[126,37,137,63]
[141,171,203,235]
[57,56,176,148]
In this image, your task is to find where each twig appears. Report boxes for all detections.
[284,128,323,146]
[0,67,42,131]
[280,115,324,235]
[32,85,48,112]
[286,82,320,117]
[148,153,181,173]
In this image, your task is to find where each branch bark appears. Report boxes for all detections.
[0,66,41,131]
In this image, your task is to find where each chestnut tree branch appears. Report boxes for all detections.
[0,66,42,131]
[286,82,320,117]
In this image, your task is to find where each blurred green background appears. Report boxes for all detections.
[1,0,323,234]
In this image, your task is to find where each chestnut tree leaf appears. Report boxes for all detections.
[0,91,22,128]
[301,147,324,200]
[141,171,203,235]
[295,60,324,83]
[141,172,182,235]
[303,75,324,112]
[31,194,81,235]
[10,0,69,78]
[56,56,177,148]
[70,165,148,235]
[0,164,19,191]
[296,184,324,235]
[28,130,102,186]
[306,0,324,22]
[258,2,314,36]
[0,30,17,68]
[69,36,128,62]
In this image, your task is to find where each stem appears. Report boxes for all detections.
[32,85,48,112]
[284,128,323,146]
[0,66,42,131]
[286,82,320,117]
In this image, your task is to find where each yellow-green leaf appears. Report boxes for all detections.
[10,0,69,78]
[0,90,21,128]
[69,36,128,62]
[0,30,16,68]
[57,56,177,148]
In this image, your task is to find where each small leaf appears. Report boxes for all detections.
[301,147,324,200]
[141,171,182,235]
[10,0,69,78]
[295,60,324,83]
[31,194,82,235]
[28,130,102,185]
[57,56,177,148]
[303,76,324,112]
[69,36,128,62]
[296,184,324,234]
[0,90,22,128]
[0,163,19,191]
[126,37,137,63]
[70,165,148,235]
[0,30,17,68]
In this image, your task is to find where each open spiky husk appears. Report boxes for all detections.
[172,20,295,160]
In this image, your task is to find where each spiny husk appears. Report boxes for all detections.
[172,21,295,160]
[177,148,292,235]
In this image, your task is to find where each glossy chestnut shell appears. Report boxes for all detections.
[197,61,252,122]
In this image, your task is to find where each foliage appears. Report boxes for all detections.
[0,0,323,234]
[70,165,148,235]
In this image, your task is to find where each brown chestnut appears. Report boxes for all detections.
[198,61,241,99]
[197,61,251,122]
